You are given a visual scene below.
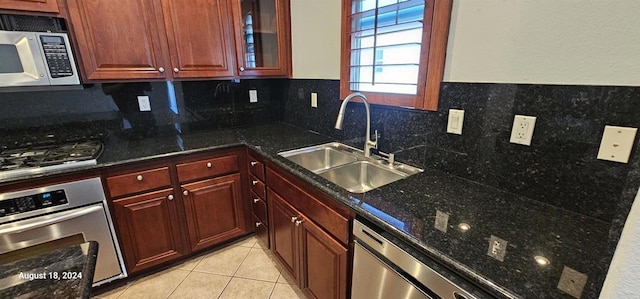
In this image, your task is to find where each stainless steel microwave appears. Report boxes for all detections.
[0,30,80,87]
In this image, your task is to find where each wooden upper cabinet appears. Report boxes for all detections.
[0,0,59,13]
[231,0,291,77]
[160,0,236,78]
[65,0,168,80]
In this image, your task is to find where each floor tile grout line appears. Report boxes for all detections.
[164,268,194,299]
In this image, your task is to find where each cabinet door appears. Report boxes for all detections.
[300,218,348,299]
[66,0,168,80]
[268,189,299,282]
[182,173,247,252]
[0,0,59,13]
[160,0,236,78]
[231,0,290,77]
[112,188,184,273]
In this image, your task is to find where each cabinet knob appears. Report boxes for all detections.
[250,161,258,166]
[290,216,298,223]
[136,175,143,181]
[158,67,165,73]
[240,67,245,72]
[167,194,174,201]
[206,162,213,168]
[255,222,262,227]
[173,68,179,73]
[183,190,189,196]
[295,219,304,227]
[253,198,260,203]
[252,180,258,185]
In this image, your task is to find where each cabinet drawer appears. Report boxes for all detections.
[176,154,239,182]
[266,168,349,245]
[249,174,266,199]
[107,167,172,198]
[253,214,269,248]
[248,155,265,181]
[251,191,268,224]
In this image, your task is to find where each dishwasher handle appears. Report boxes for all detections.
[353,219,387,252]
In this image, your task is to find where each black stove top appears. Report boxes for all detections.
[0,127,107,180]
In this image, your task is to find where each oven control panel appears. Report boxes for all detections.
[0,189,68,217]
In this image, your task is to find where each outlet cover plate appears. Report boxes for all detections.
[597,125,637,163]
[434,210,449,233]
[510,115,536,146]
[447,109,464,135]
[487,235,507,261]
[311,92,318,108]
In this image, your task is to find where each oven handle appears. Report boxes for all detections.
[0,205,104,235]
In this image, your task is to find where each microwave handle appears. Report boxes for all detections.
[0,205,103,235]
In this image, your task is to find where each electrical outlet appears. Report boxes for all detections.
[447,109,464,135]
[311,92,318,108]
[137,96,151,111]
[509,115,536,146]
[597,125,637,163]
[434,210,449,233]
[487,235,507,261]
[557,266,588,298]
[249,89,258,103]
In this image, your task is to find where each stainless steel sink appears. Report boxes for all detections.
[279,142,423,193]
[279,143,358,172]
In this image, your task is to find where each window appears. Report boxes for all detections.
[340,0,452,110]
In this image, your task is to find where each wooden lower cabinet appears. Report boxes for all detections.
[269,188,348,299]
[269,190,299,280]
[181,173,246,252]
[300,218,348,299]
[0,0,59,13]
[112,188,185,273]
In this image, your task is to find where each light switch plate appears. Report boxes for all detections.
[447,109,464,135]
[249,89,258,103]
[311,92,318,108]
[434,210,449,233]
[137,96,151,111]
[597,125,637,163]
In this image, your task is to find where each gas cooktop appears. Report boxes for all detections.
[0,127,106,180]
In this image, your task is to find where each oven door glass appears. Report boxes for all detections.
[0,203,124,284]
[0,31,49,86]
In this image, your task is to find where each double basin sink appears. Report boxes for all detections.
[279,142,423,193]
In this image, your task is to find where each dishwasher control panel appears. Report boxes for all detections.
[0,189,67,217]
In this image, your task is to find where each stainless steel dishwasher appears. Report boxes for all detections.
[352,219,487,299]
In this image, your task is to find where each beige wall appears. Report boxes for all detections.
[444,1,640,85]
[290,0,341,79]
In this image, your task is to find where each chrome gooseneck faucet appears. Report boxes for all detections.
[334,92,377,157]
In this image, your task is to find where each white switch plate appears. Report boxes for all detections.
[447,109,464,135]
[249,89,258,103]
[311,92,318,108]
[597,125,637,163]
[137,96,151,111]
[510,115,536,146]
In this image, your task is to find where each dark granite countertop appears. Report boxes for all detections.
[0,123,610,298]
[0,241,98,299]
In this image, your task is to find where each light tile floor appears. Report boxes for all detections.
[92,236,305,299]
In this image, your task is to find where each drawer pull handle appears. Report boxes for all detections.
[291,216,298,223]
[250,161,258,166]
[136,175,143,181]
[252,180,258,185]
[295,219,304,227]
[253,198,260,203]
[255,222,262,227]
[167,195,174,201]
[206,162,212,168]
[183,190,189,196]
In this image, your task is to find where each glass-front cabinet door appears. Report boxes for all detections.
[232,0,291,77]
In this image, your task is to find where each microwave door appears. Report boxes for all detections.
[0,31,49,86]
